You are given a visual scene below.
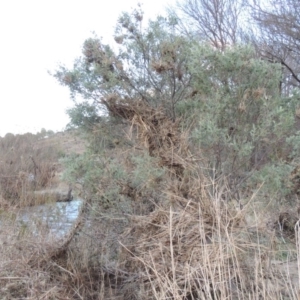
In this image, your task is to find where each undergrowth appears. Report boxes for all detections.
[0,132,67,207]
[1,103,300,299]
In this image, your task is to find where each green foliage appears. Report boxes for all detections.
[53,10,193,123]
[129,152,165,189]
[55,7,300,205]
[178,45,299,200]
[286,132,300,159]
[53,10,197,210]
[250,163,294,197]
[66,102,102,131]
[62,147,165,214]
[61,152,105,193]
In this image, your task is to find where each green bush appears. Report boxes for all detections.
[178,45,299,201]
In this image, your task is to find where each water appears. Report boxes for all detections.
[15,199,83,239]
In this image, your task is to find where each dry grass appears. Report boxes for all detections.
[0,131,85,207]
[1,111,300,299]
[120,187,300,299]
[106,100,300,299]
[0,133,59,206]
[0,208,67,299]
[1,185,300,299]
[0,199,128,299]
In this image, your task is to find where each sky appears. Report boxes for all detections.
[0,0,175,137]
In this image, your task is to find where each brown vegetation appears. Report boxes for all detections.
[1,106,299,299]
[0,131,85,208]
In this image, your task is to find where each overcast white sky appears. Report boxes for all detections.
[0,0,175,137]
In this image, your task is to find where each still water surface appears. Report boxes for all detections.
[16,199,83,239]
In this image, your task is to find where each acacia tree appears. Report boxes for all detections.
[54,8,193,125]
[250,0,300,94]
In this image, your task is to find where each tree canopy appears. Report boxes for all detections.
[53,1,300,205]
